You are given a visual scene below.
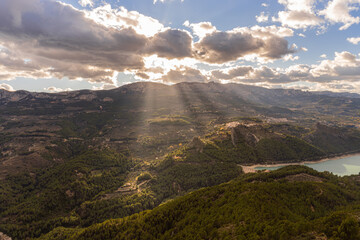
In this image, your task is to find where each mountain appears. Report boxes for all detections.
[1,82,360,239]
[314,91,360,99]
[1,82,359,179]
[38,166,360,240]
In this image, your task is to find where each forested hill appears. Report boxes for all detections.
[1,82,360,239]
[2,120,360,239]
[38,166,360,240]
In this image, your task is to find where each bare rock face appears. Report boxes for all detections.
[172,181,182,193]
[230,125,260,147]
[230,127,240,147]
[0,89,29,103]
[0,232,12,240]
[189,137,204,153]
[230,123,281,147]
[285,173,323,183]
[66,190,75,198]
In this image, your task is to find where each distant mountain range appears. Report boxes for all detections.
[1,82,359,177]
[313,90,360,98]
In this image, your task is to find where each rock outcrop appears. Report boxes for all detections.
[189,137,205,153]
[0,232,12,240]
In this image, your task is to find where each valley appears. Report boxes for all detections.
[1,82,360,239]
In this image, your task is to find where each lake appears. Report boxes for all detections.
[254,154,360,176]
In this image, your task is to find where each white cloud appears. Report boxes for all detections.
[278,0,315,11]
[0,0,195,84]
[273,11,323,29]
[203,50,360,92]
[211,66,254,80]
[153,0,184,4]
[78,0,94,7]
[320,54,327,58]
[311,51,360,79]
[85,4,164,37]
[0,83,14,91]
[256,12,269,23]
[45,86,72,92]
[274,0,360,31]
[347,37,360,44]
[0,0,304,87]
[319,0,360,30]
[0,0,152,83]
[274,0,324,29]
[283,55,299,61]
[163,66,208,83]
[184,21,217,38]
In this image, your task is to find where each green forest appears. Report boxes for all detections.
[1,121,360,239]
[39,166,360,240]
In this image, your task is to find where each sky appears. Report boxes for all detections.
[0,0,359,93]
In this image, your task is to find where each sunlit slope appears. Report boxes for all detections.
[1,82,360,178]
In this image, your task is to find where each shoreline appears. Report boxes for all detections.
[240,152,360,174]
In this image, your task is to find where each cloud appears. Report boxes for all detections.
[0,0,191,84]
[256,12,269,23]
[210,64,310,84]
[184,21,217,38]
[0,45,51,80]
[45,86,72,92]
[245,66,294,83]
[319,0,360,30]
[279,0,317,12]
[273,0,323,29]
[273,10,323,29]
[310,51,360,79]
[193,26,295,63]
[0,83,15,91]
[145,29,193,59]
[92,83,119,90]
[78,0,93,7]
[0,0,151,83]
[274,0,360,31]
[153,0,184,4]
[194,31,263,63]
[0,0,299,86]
[162,67,208,83]
[85,4,164,37]
[211,66,254,80]
[205,50,360,88]
[347,37,360,44]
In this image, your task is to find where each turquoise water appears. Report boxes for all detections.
[254,154,360,176]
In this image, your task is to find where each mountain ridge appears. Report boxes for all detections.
[1,81,359,102]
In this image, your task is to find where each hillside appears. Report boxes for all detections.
[38,166,360,240]
[1,82,360,239]
[1,82,360,179]
[1,120,360,239]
